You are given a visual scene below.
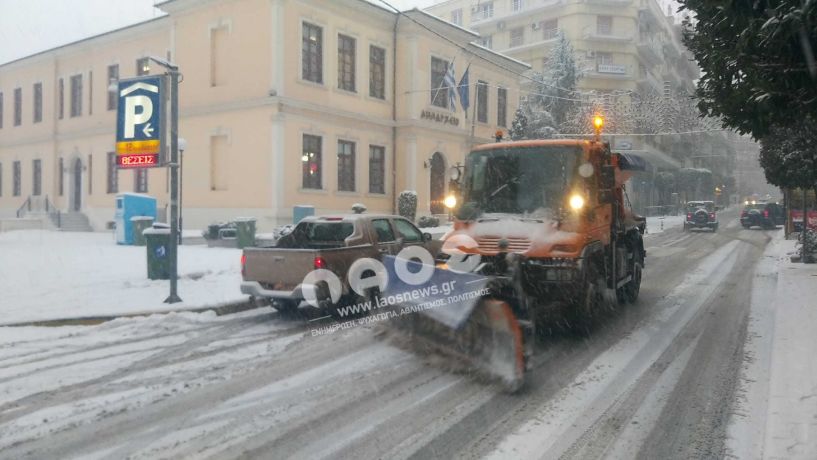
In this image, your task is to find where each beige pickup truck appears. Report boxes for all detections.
[240,214,439,315]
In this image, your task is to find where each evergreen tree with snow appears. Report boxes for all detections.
[510,108,528,140]
[540,30,580,127]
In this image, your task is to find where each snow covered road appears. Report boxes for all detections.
[0,211,785,459]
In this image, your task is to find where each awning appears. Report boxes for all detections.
[615,152,649,171]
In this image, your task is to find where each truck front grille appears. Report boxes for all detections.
[476,236,531,254]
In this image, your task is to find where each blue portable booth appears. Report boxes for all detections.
[115,193,158,245]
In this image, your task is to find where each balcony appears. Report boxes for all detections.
[595,63,628,75]
[582,26,634,43]
[469,0,565,28]
[637,37,664,65]
[505,29,560,53]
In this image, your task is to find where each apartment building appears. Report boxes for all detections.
[0,0,528,231]
[426,0,697,97]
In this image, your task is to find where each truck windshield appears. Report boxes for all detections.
[459,146,582,217]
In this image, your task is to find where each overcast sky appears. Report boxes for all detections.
[0,0,439,65]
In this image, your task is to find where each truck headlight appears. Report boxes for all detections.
[444,194,457,209]
[569,194,585,211]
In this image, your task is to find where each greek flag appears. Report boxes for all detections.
[444,62,457,110]
[458,64,470,115]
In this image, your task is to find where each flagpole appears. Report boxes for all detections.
[469,82,478,148]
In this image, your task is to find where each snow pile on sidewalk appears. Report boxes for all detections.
[645,215,684,234]
[727,235,817,459]
[0,230,245,325]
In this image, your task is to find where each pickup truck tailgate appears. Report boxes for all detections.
[243,248,317,288]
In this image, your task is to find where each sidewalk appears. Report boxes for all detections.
[728,233,817,459]
[0,230,248,326]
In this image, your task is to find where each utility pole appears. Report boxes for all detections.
[149,56,182,304]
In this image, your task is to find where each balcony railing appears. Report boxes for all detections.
[470,0,564,26]
[582,26,634,42]
[596,63,628,75]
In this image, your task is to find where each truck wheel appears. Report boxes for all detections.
[273,299,299,315]
[568,272,605,335]
[623,262,642,304]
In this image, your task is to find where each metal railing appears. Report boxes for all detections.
[15,197,32,218]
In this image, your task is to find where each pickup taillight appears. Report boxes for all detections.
[709,212,716,220]
[687,212,693,220]
[741,211,748,217]
[763,209,769,218]
[241,254,246,278]
[314,256,327,269]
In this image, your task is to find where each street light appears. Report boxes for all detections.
[178,137,187,245]
[147,55,182,304]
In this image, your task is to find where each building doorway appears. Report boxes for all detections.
[71,158,82,211]
[429,152,446,215]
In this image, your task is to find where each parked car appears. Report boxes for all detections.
[241,214,438,316]
[741,202,784,229]
[683,201,718,232]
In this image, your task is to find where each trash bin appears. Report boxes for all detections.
[144,224,171,280]
[206,223,221,240]
[131,216,154,246]
[234,217,256,249]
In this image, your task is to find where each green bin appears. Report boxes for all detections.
[131,216,154,246]
[234,217,256,249]
[144,225,171,280]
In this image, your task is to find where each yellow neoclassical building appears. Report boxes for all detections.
[0,0,528,231]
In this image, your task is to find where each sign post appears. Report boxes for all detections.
[116,67,182,303]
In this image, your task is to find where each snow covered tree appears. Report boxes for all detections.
[510,108,528,140]
[540,31,580,127]
[398,190,418,221]
[759,120,817,199]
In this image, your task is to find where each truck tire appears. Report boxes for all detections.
[273,299,299,315]
[622,262,642,304]
[567,266,605,336]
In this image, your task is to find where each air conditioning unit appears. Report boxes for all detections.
[497,21,506,30]
[532,22,540,30]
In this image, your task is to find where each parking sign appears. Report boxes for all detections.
[115,76,165,169]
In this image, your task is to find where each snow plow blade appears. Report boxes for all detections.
[379,257,526,392]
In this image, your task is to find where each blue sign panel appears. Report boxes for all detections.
[115,76,165,169]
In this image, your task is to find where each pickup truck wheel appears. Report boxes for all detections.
[567,270,604,336]
[273,300,299,315]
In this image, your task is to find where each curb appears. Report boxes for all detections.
[1,298,259,328]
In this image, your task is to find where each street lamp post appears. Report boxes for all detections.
[148,56,182,304]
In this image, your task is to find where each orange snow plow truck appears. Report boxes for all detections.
[389,133,647,392]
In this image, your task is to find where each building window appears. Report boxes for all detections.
[302,134,322,189]
[13,88,21,126]
[338,34,356,92]
[430,57,450,108]
[88,71,93,115]
[597,16,612,35]
[543,19,558,39]
[497,87,507,128]
[13,161,21,196]
[87,154,93,195]
[136,57,150,76]
[477,80,488,123]
[302,22,323,84]
[70,74,83,117]
[510,27,524,47]
[478,35,493,49]
[512,0,523,12]
[33,83,42,123]
[58,78,64,119]
[210,135,229,191]
[475,1,493,20]
[369,45,386,99]
[596,52,613,69]
[134,169,148,193]
[337,140,356,192]
[211,26,229,87]
[106,152,118,193]
[369,145,385,194]
[59,158,64,196]
[451,8,463,26]
[0,92,4,129]
[107,64,119,110]
[31,159,42,196]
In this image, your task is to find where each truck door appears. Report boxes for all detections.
[371,218,400,256]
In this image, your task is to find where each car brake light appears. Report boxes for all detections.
[241,254,246,277]
[709,212,716,219]
[687,212,693,220]
[314,256,327,269]
[741,211,747,217]
[763,209,769,218]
